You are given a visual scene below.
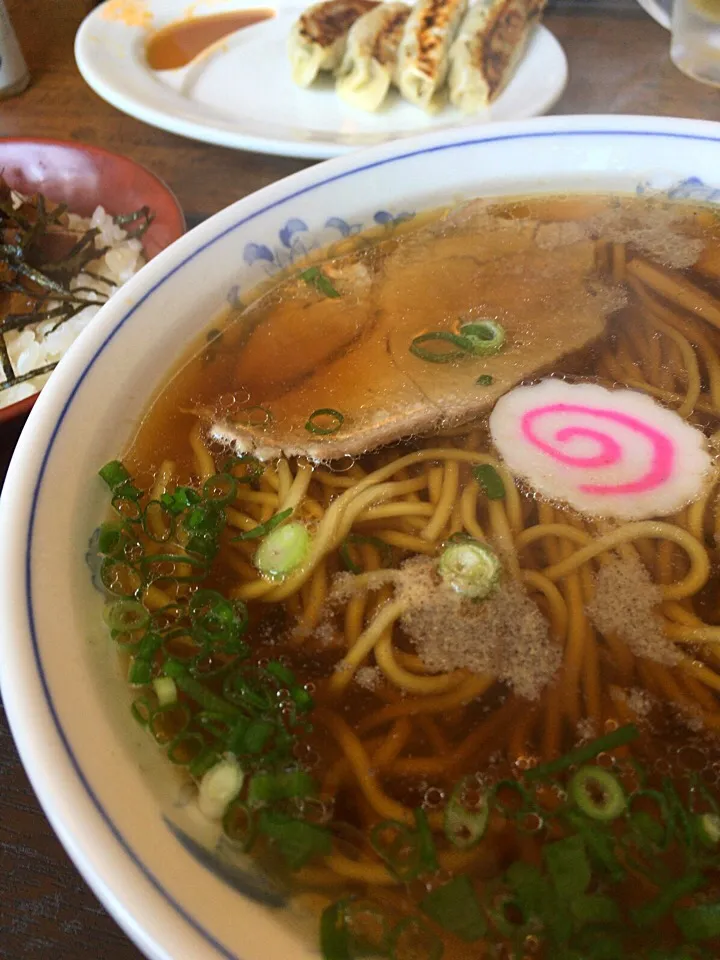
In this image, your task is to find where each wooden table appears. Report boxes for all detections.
[0,0,718,956]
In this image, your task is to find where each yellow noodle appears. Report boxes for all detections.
[460,482,486,541]
[295,559,328,635]
[357,675,495,734]
[422,460,459,541]
[150,460,174,501]
[635,285,720,408]
[277,458,293,503]
[428,466,443,504]
[233,489,279,507]
[628,257,720,331]
[488,500,520,578]
[329,600,408,693]
[375,629,466,694]
[314,708,414,823]
[372,717,412,766]
[356,502,435,523]
[541,522,709,601]
[641,310,701,417]
[370,530,437,555]
[279,460,314,514]
[520,570,569,641]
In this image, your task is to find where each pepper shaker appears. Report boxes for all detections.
[0,0,30,100]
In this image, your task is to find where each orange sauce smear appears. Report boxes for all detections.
[145,10,275,70]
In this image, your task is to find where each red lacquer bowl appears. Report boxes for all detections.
[0,138,186,423]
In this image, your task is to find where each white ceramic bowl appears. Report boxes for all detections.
[3,114,720,960]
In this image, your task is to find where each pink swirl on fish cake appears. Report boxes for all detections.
[520,403,674,496]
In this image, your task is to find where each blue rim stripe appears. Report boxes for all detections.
[23,126,720,959]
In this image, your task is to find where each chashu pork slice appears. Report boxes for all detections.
[210,230,618,461]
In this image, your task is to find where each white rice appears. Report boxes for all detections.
[0,205,145,409]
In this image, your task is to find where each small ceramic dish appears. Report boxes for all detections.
[0,138,185,423]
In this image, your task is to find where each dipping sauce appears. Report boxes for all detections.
[145,9,275,70]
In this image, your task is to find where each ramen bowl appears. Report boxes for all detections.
[3,115,720,960]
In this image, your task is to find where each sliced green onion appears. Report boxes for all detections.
[320,901,351,960]
[414,809,438,874]
[570,893,621,926]
[222,799,257,852]
[675,901,720,941]
[569,767,626,821]
[97,522,125,556]
[505,861,548,918]
[459,320,506,356]
[420,875,487,942]
[543,834,591,899]
[388,918,443,960]
[159,486,201,515]
[223,453,264,484]
[444,777,489,849]
[370,820,423,882]
[203,472,237,505]
[167,732,204,765]
[264,661,296,686]
[241,719,275,754]
[486,894,532,940]
[164,661,239,719]
[300,266,340,299]
[628,790,671,850]
[233,508,292,541]
[663,775,693,848]
[131,696,153,726]
[292,686,314,713]
[128,656,153,686]
[98,459,130,491]
[410,331,475,364]
[153,676,177,707]
[254,521,311,581]
[438,539,500,600]
[149,701,190,744]
[136,630,164,660]
[247,770,317,807]
[320,899,390,960]
[343,900,390,956]
[103,599,149,634]
[697,812,720,849]
[631,872,704,927]
[198,757,245,820]
[476,374,494,386]
[189,589,249,647]
[101,557,142,598]
[524,724,639,782]
[259,810,331,869]
[472,464,505,500]
[111,493,142,522]
[189,746,220,780]
[305,408,344,436]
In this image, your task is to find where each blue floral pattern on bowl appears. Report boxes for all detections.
[234,176,720,308]
[235,208,414,301]
[637,175,720,203]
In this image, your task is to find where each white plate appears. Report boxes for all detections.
[75,0,568,160]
